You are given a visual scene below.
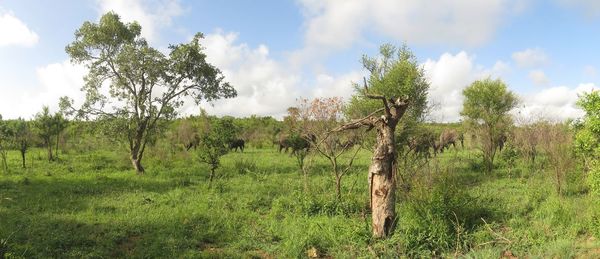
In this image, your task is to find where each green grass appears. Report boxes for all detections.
[1,145,600,258]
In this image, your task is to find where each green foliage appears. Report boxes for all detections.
[461,78,518,172]
[588,165,600,196]
[0,115,10,172]
[395,172,483,256]
[575,91,600,193]
[1,121,598,257]
[195,117,238,182]
[62,12,235,173]
[461,78,518,124]
[32,106,68,161]
[346,44,429,122]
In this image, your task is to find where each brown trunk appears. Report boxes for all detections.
[333,93,408,239]
[47,142,54,161]
[208,167,216,188]
[131,153,144,175]
[369,125,397,238]
[335,174,342,200]
[21,150,26,169]
[55,133,60,160]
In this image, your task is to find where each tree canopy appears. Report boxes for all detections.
[62,12,236,174]
[461,78,518,172]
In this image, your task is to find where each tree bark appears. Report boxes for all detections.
[369,124,397,238]
[208,167,216,188]
[131,157,144,174]
[20,150,26,169]
[55,133,60,160]
[130,123,148,175]
[47,140,54,161]
[131,150,144,175]
[335,174,342,200]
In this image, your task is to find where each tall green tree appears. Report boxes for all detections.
[335,44,430,238]
[34,106,56,161]
[52,113,68,160]
[461,78,518,173]
[61,12,236,174]
[0,115,10,173]
[574,91,600,194]
[11,119,32,168]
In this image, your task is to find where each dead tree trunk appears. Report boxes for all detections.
[334,94,409,239]
[369,125,397,237]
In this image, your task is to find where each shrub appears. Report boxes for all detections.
[395,171,485,256]
[588,163,600,196]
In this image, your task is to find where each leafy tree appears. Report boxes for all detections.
[33,107,57,161]
[461,78,518,173]
[0,115,10,173]
[53,113,68,160]
[575,91,600,194]
[336,44,430,238]
[11,119,32,168]
[61,12,236,174]
[196,116,237,185]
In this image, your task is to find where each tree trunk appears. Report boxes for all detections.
[21,150,26,169]
[131,151,144,175]
[369,125,397,238]
[131,157,144,174]
[333,159,341,200]
[208,167,216,188]
[0,152,7,173]
[55,133,60,160]
[47,141,54,161]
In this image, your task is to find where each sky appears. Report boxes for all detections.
[0,0,599,122]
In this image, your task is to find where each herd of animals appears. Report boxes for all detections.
[179,127,508,158]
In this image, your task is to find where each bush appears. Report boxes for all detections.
[588,163,600,196]
[395,172,485,256]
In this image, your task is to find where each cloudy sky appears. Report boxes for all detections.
[0,0,599,121]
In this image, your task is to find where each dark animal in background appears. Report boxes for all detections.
[433,140,443,156]
[439,129,459,152]
[408,131,436,159]
[229,139,245,152]
[278,133,316,155]
[496,133,507,152]
[184,135,200,151]
[278,134,292,153]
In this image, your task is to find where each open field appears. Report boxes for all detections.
[2,143,599,258]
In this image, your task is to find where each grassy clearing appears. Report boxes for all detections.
[1,146,599,258]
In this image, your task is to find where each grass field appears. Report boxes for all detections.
[1,145,600,258]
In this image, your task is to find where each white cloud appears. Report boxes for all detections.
[528,69,549,86]
[511,48,549,68]
[516,83,597,121]
[557,0,600,17]
[422,51,508,122]
[294,0,525,63]
[0,10,39,47]
[311,71,364,100]
[176,30,364,119]
[0,61,86,119]
[96,0,183,42]
[34,61,87,114]
[183,31,301,118]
